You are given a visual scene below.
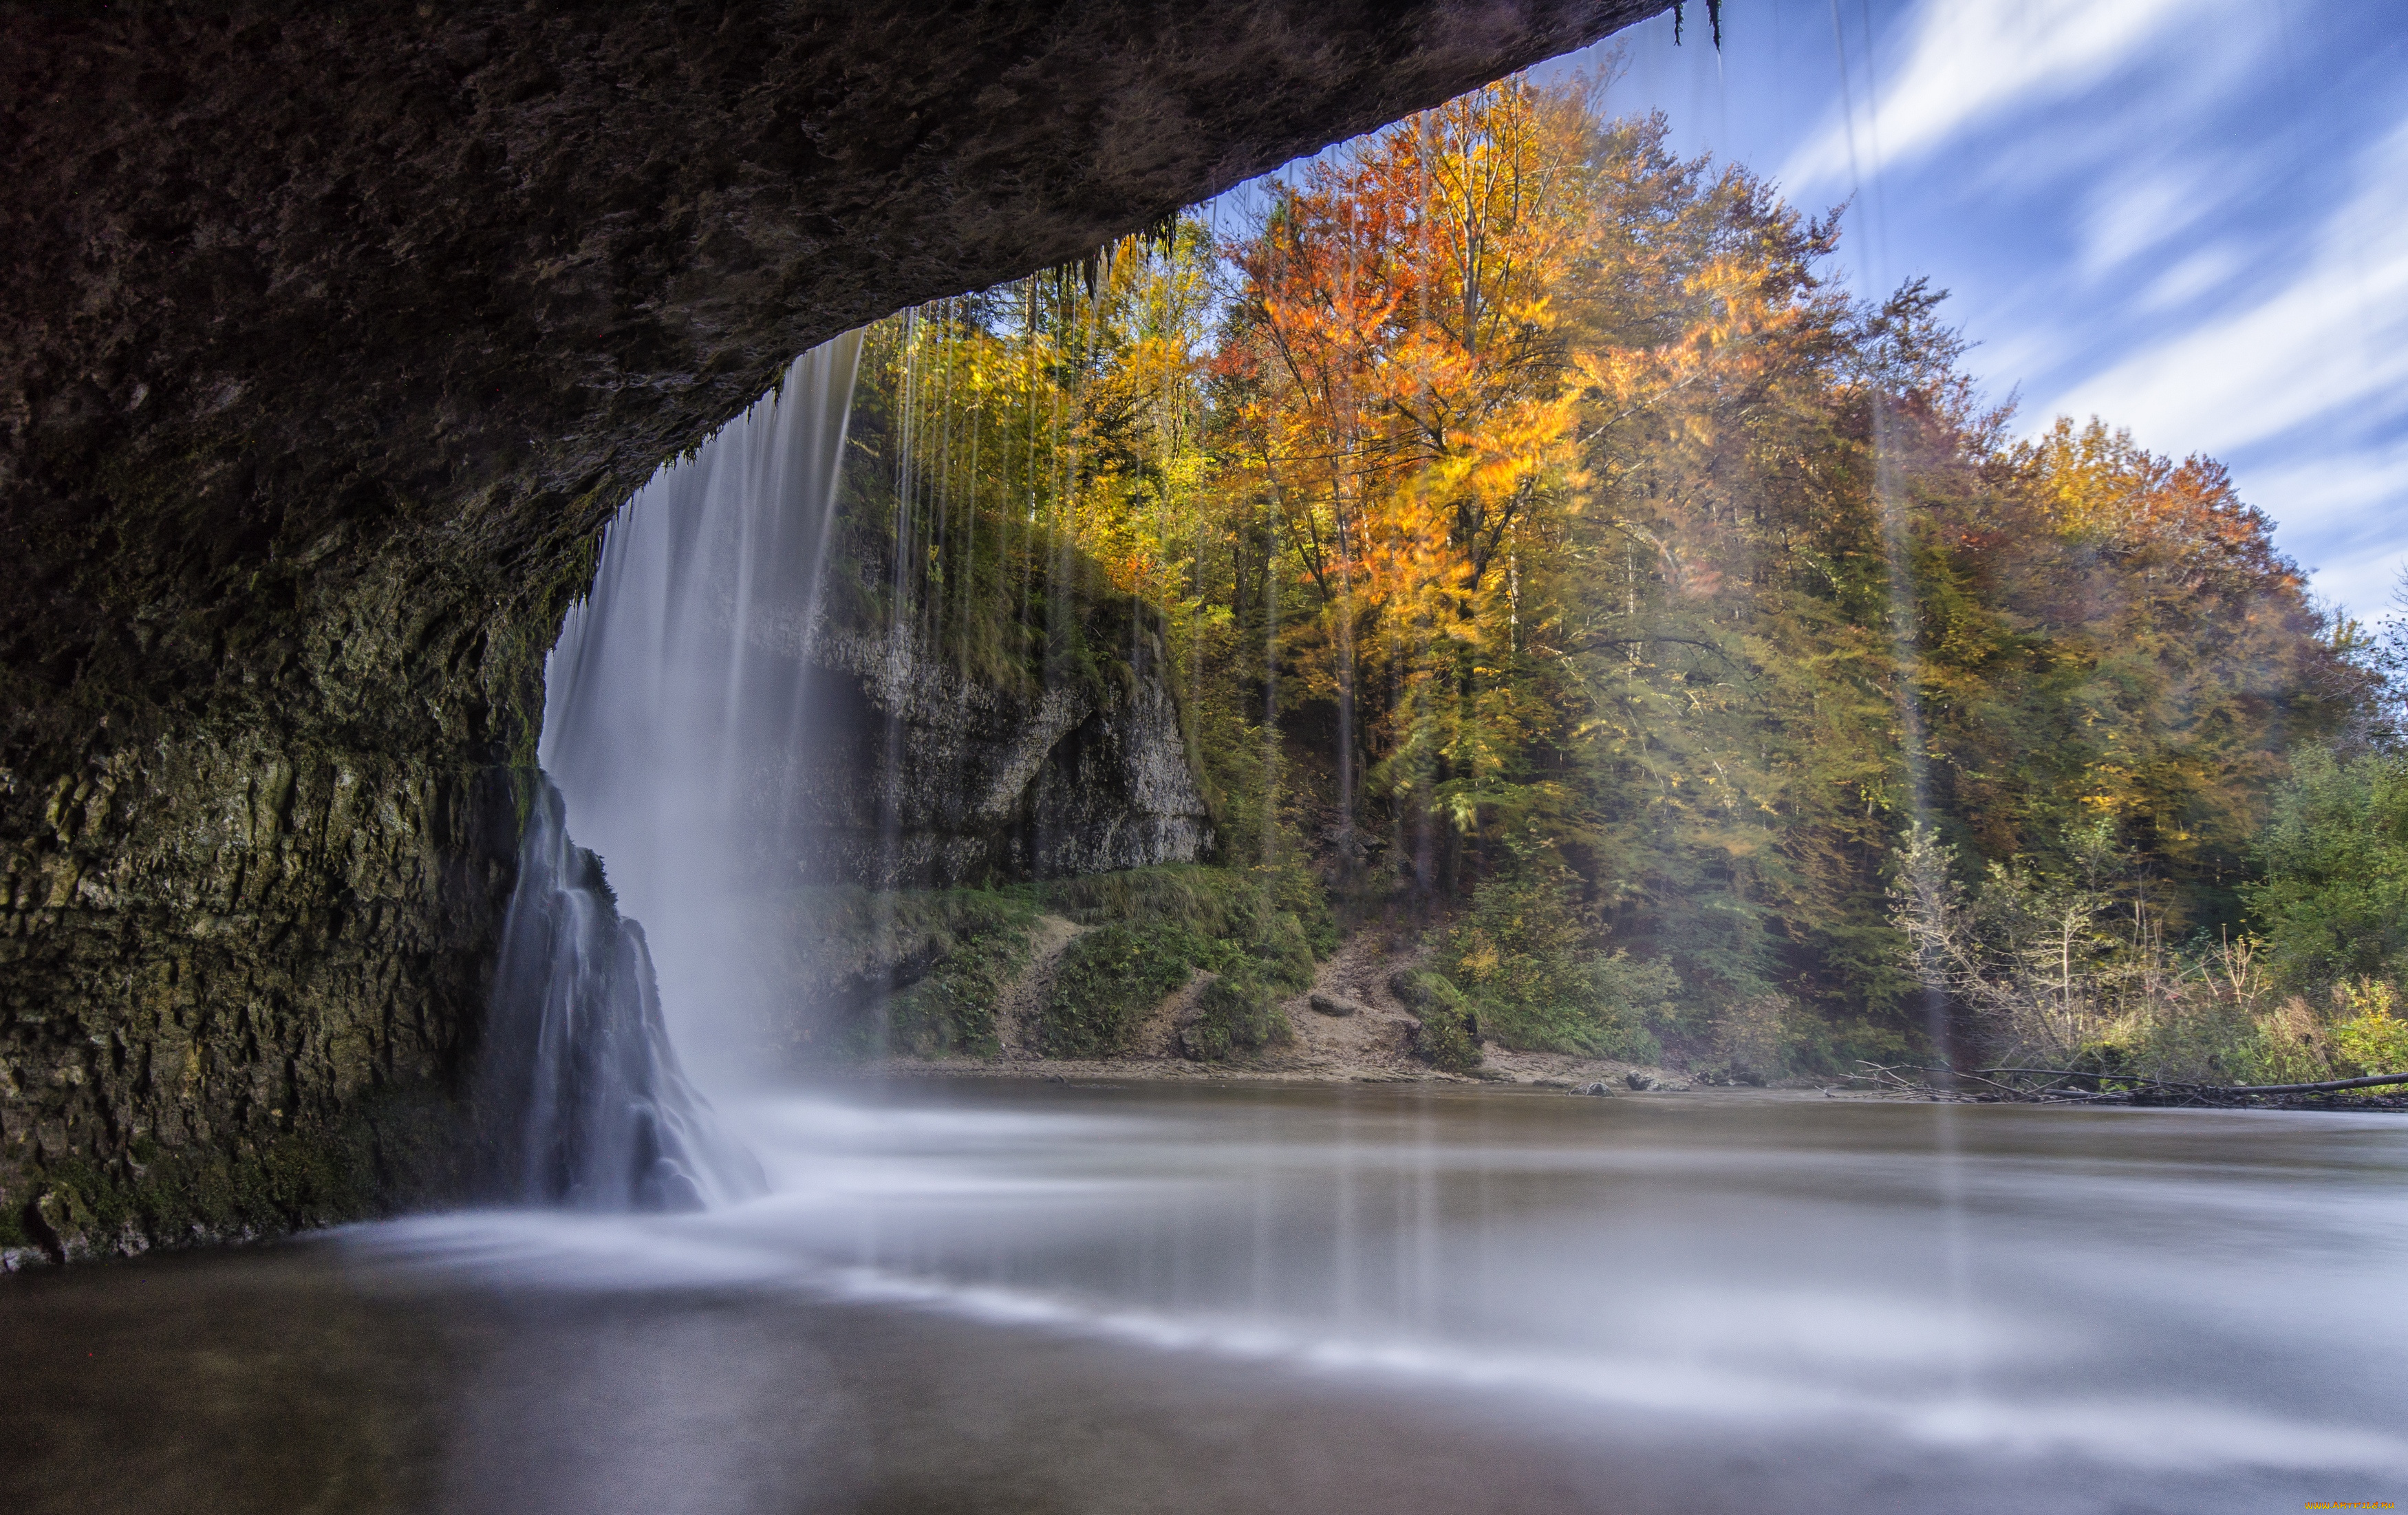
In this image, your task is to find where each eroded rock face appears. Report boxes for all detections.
[1,729,522,1266]
[0,0,1666,1255]
[799,606,1210,888]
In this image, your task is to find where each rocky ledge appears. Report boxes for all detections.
[0,1,1667,1260]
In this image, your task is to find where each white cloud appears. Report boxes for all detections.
[2135,245,2244,312]
[2080,160,2215,277]
[1966,324,2067,398]
[2028,115,2408,616]
[1778,0,2211,194]
[2305,551,2408,624]
[2234,446,2408,617]
[2032,115,2408,458]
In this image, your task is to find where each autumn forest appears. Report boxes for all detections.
[821,71,2407,1088]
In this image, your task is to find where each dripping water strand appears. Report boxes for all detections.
[1823,0,1977,1405]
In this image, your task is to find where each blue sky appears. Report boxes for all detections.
[1533,0,2408,621]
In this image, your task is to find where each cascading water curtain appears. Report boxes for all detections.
[486,331,866,1210]
[486,780,764,1210]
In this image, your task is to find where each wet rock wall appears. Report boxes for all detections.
[0,1,1666,1256]
[797,600,1211,888]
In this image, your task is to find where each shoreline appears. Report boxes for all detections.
[854,1054,1828,1097]
[839,1060,2408,1113]
[899,918,1752,1095]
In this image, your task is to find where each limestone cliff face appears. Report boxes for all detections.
[1,751,513,1261]
[0,597,557,1265]
[797,605,1211,889]
[0,1,1666,1259]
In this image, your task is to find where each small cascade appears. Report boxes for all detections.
[486,781,763,1210]
[488,330,866,1207]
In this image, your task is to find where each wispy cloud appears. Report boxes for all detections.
[1778,0,2208,194]
[2033,115,2408,457]
[2219,444,2408,616]
[2134,246,2244,313]
[2079,159,2217,278]
[2030,112,2408,614]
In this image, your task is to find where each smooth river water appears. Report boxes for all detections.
[6,1082,2405,1514]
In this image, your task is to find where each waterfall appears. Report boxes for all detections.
[486,782,762,1209]
[488,331,866,1209]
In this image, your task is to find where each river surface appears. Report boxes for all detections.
[6,1082,2405,1513]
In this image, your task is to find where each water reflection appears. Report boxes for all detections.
[8,1084,2406,1514]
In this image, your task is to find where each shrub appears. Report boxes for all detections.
[1178,975,1293,1062]
[1437,870,1679,1057]
[1890,822,2408,1089]
[1583,952,1677,1062]
[1701,993,1795,1084]
[1390,967,1481,1073]
[2330,980,2408,1075]
[2233,995,2336,1086]
[2246,751,2408,989]
[1039,921,1199,1057]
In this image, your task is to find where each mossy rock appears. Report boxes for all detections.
[7,1082,469,1264]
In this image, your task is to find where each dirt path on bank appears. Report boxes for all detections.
[1260,927,1426,1077]
[992,913,1088,1061]
[888,927,1701,1092]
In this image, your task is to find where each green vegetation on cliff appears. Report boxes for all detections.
[1040,923,1201,1057]
[751,886,1041,1059]
[1038,864,1323,1059]
[846,68,2402,1089]
[767,863,1327,1066]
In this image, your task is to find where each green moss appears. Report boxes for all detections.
[766,885,1043,1057]
[7,1081,466,1262]
[1042,863,1324,991]
[1022,864,1332,1057]
[882,895,1039,1056]
[779,865,1326,1064]
[1178,974,1293,1062]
